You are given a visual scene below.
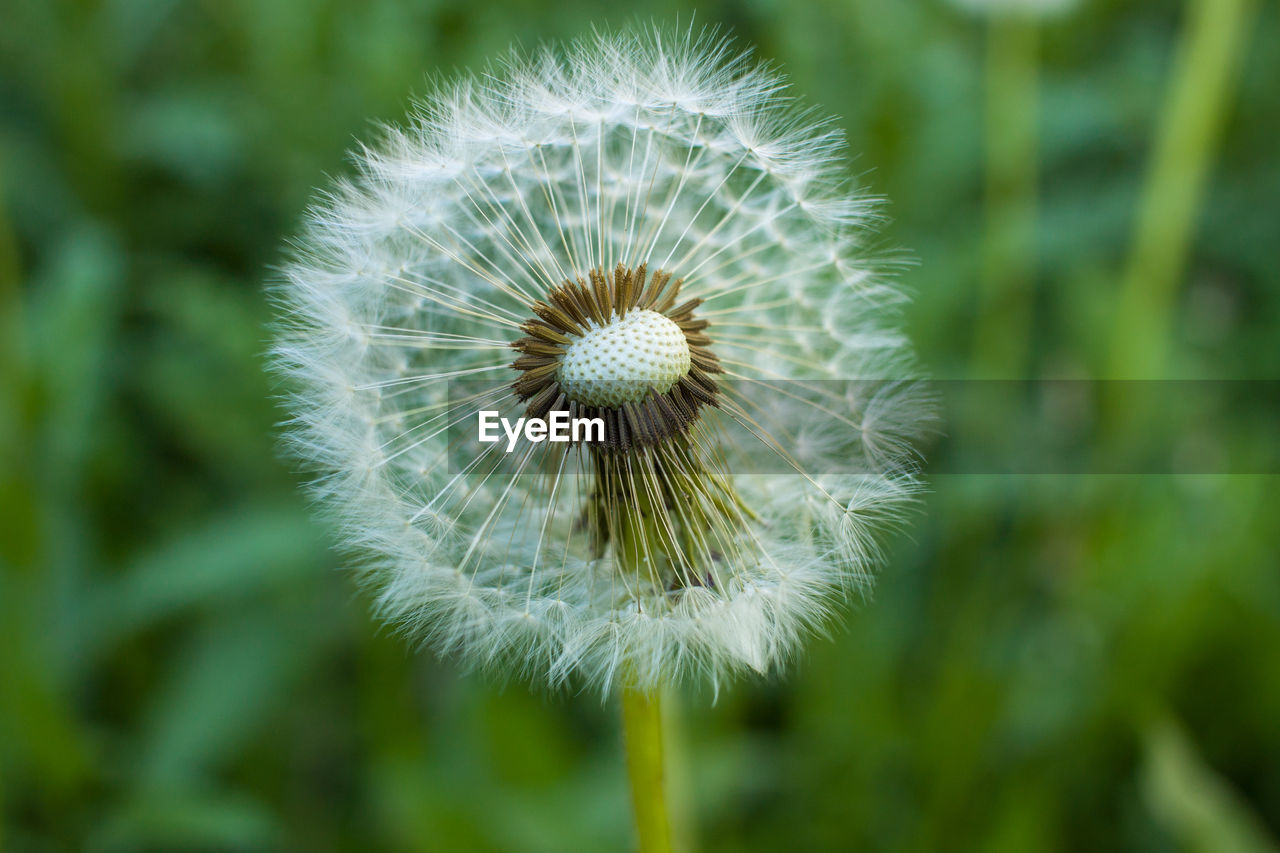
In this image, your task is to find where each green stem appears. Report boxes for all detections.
[622,684,673,853]
[972,13,1039,378]
[614,479,675,853]
[600,442,733,851]
[1108,0,1256,378]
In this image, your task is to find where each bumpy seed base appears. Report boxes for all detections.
[558,309,691,407]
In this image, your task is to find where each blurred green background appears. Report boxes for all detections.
[2,0,1278,850]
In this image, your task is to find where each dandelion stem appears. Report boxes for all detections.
[973,13,1039,378]
[1108,0,1256,378]
[622,683,673,853]
[615,488,676,853]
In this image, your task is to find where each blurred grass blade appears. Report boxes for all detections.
[94,505,329,646]
[1109,0,1258,378]
[93,790,279,852]
[137,606,325,789]
[1143,716,1280,853]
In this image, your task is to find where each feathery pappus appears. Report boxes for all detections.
[273,27,929,693]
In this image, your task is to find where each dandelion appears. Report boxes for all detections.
[273,29,926,843]
[275,26,924,692]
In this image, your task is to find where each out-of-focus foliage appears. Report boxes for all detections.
[1,0,1277,850]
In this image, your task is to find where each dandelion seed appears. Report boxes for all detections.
[273,27,927,694]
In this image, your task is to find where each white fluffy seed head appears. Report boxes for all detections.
[273,26,929,694]
[558,309,691,407]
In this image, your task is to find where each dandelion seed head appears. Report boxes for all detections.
[274,27,928,693]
